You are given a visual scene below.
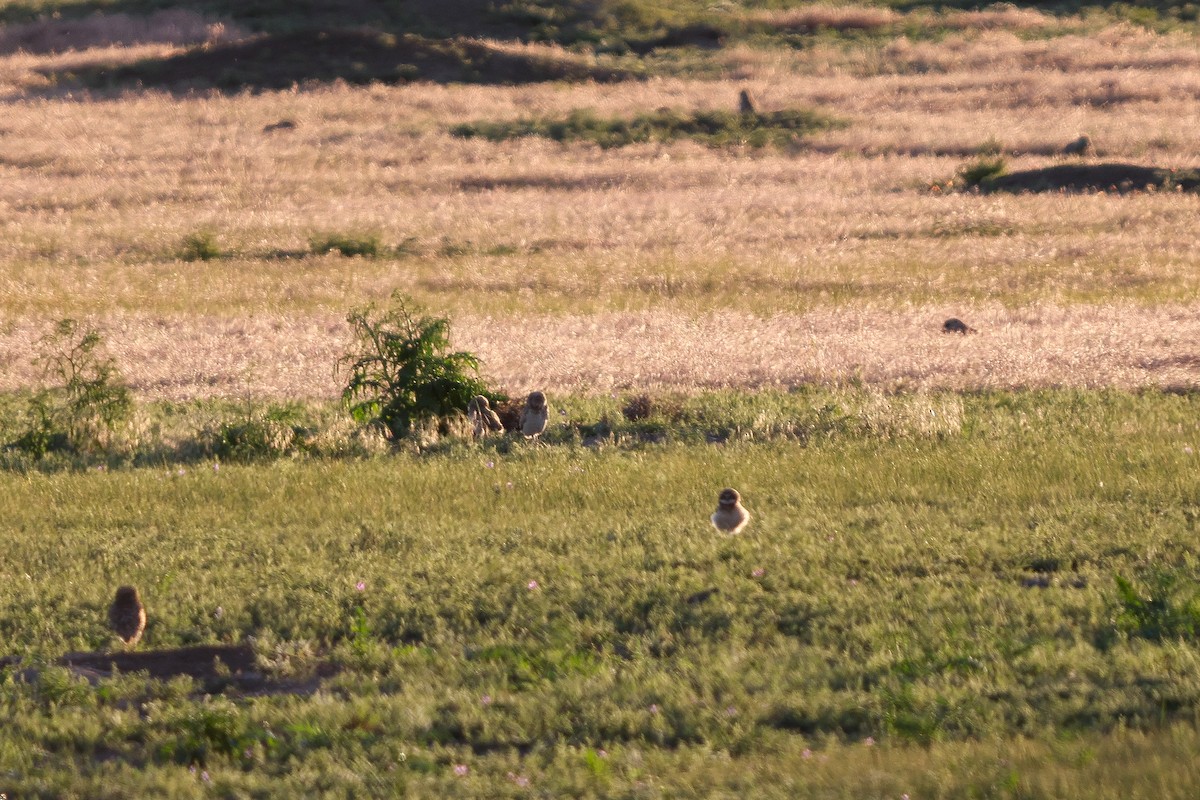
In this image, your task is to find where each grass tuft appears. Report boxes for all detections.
[450,106,844,149]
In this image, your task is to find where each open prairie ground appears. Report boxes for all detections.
[3,2,1200,796]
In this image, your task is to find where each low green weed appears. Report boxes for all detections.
[451,106,844,149]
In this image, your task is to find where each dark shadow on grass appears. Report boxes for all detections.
[982,163,1200,194]
[56,28,639,94]
[2,644,338,696]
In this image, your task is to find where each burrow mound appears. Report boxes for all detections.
[64,29,638,92]
[983,163,1200,194]
[2,644,337,696]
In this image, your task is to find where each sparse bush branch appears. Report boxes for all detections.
[339,292,498,438]
[8,319,133,457]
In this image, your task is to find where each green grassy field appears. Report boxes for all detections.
[4,0,1200,794]
[3,389,1200,796]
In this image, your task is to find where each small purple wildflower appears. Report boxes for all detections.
[201,770,211,783]
[481,694,493,706]
[802,749,813,759]
[863,736,875,746]
[453,764,469,776]
[752,568,765,578]
[355,581,366,592]
[527,580,539,591]
[486,460,495,468]
[649,704,659,714]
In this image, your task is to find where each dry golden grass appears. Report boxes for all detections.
[747,3,1067,35]
[0,10,244,56]
[3,304,1199,400]
[1,23,1199,394]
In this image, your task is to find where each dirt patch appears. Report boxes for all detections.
[1,644,338,696]
[984,163,1200,194]
[64,29,637,92]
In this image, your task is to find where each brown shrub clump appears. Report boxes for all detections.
[622,394,655,421]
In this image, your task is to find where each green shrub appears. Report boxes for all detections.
[205,403,308,462]
[959,156,1007,187]
[8,319,133,458]
[1113,570,1200,641]
[310,233,382,258]
[179,231,223,262]
[451,106,843,149]
[338,292,501,439]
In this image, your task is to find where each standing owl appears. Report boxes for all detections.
[467,395,503,439]
[738,88,758,115]
[520,391,549,441]
[108,585,147,647]
[711,488,750,534]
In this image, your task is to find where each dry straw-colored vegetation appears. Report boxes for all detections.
[1,13,1199,396]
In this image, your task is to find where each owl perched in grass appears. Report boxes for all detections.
[1062,133,1092,157]
[738,88,757,114]
[108,586,146,647]
[520,391,549,441]
[711,488,750,535]
[467,395,503,439]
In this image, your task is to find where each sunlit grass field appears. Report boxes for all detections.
[4,0,1200,795]
[3,389,1200,796]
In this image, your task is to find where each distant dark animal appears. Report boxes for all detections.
[108,586,146,647]
[263,119,298,133]
[943,318,977,335]
[738,89,757,115]
[1062,134,1092,157]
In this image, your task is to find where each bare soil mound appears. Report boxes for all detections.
[2,644,337,695]
[985,163,1200,194]
[68,29,637,92]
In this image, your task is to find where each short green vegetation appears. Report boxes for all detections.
[451,107,845,149]
[2,388,1200,795]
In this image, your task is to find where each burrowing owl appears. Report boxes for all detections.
[738,88,757,115]
[711,488,750,534]
[520,391,549,441]
[467,395,503,439]
[942,318,977,335]
[108,586,146,647]
[1062,134,1092,157]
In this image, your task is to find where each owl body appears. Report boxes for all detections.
[467,395,503,439]
[1062,134,1092,157]
[711,488,750,534]
[108,586,146,647]
[738,89,757,114]
[520,391,549,440]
